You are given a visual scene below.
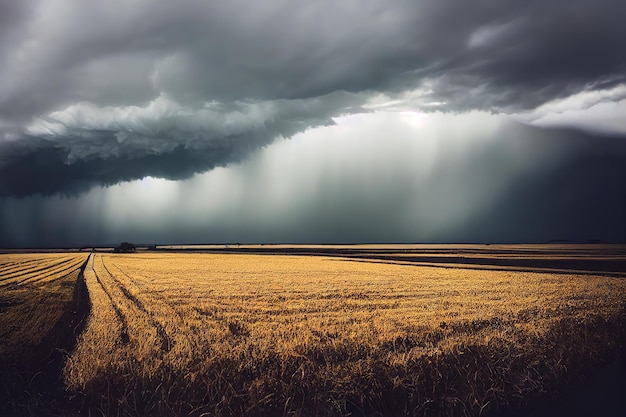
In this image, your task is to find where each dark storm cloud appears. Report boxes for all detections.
[0,135,241,196]
[0,93,357,196]
[2,117,626,248]
[4,0,624,110]
[1,0,625,196]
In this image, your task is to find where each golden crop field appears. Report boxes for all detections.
[60,251,626,417]
[0,252,89,362]
[0,252,90,414]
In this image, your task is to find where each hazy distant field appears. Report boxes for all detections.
[1,246,625,416]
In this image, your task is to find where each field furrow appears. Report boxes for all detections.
[65,254,127,386]
[110,262,190,349]
[91,257,130,345]
[0,256,75,286]
[0,258,41,274]
[30,255,88,284]
[92,255,169,361]
[16,255,87,286]
[101,260,172,353]
[108,260,197,360]
[0,252,88,364]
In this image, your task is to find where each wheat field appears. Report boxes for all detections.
[61,251,626,416]
[0,253,88,362]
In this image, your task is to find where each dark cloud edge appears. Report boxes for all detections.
[1,120,626,199]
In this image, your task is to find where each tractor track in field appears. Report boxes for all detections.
[93,256,130,345]
[110,262,193,351]
[101,259,172,352]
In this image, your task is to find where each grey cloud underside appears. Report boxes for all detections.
[1,120,625,247]
[0,92,358,196]
[3,0,623,115]
[1,0,626,197]
[0,136,247,196]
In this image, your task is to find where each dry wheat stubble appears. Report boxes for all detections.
[61,252,626,416]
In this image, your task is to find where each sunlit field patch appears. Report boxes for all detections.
[64,251,626,416]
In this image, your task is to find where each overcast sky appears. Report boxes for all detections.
[1,0,625,247]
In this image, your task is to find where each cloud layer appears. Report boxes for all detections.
[1,92,358,196]
[1,0,626,196]
[2,112,625,247]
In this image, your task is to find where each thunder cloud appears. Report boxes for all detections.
[1,0,625,245]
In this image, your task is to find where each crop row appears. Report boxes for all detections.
[0,252,89,367]
[0,253,88,287]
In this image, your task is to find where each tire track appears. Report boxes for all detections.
[110,262,193,352]
[92,255,130,345]
[100,260,172,352]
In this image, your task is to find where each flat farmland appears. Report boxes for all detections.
[0,252,89,414]
[60,247,626,417]
[0,252,88,362]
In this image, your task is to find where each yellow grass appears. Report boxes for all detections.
[65,252,626,416]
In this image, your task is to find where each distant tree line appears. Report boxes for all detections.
[114,242,136,253]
